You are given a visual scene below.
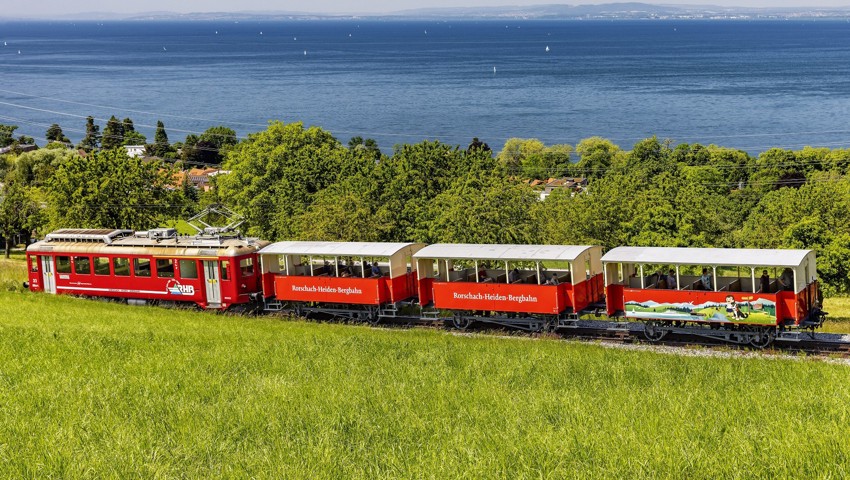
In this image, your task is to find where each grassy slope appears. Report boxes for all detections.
[1,291,849,478]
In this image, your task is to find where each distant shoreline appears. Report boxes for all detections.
[4,2,850,23]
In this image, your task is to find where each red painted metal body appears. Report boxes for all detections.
[26,230,268,310]
[605,282,818,326]
[27,251,261,309]
[270,271,419,306]
[421,273,604,315]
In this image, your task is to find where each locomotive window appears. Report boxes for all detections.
[94,257,111,275]
[74,256,91,275]
[113,257,130,276]
[240,258,254,276]
[179,260,198,279]
[156,259,175,278]
[30,258,38,272]
[221,260,230,281]
[134,258,151,277]
[56,256,71,274]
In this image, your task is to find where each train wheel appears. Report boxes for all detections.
[643,321,667,342]
[452,315,472,330]
[749,327,775,349]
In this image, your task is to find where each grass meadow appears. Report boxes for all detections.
[0,286,849,478]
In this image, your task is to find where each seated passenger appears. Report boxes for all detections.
[666,269,677,290]
[779,268,793,291]
[759,270,770,293]
[655,270,667,289]
[700,268,712,291]
[371,263,382,277]
[545,274,559,286]
[509,268,520,283]
[478,269,488,282]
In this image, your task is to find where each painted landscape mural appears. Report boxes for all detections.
[625,296,778,324]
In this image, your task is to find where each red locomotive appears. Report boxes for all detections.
[26,228,268,310]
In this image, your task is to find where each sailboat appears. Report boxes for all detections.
[545,45,550,52]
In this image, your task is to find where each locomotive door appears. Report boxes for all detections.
[41,256,56,294]
[203,260,222,306]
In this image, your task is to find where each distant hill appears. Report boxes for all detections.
[5,3,850,21]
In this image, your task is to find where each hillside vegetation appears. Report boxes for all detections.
[1,290,849,477]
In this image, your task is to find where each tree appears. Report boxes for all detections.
[148,120,171,158]
[427,172,539,244]
[101,115,125,150]
[45,124,70,144]
[0,124,18,148]
[120,117,146,145]
[0,180,43,257]
[217,121,365,239]
[46,149,179,230]
[348,136,382,163]
[575,137,620,179]
[182,126,239,165]
[466,137,491,154]
[294,174,385,242]
[77,116,101,152]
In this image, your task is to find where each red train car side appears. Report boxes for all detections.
[26,228,268,310]
[601,246,823,347]
[413,244,604,331]
[257,241,426,322]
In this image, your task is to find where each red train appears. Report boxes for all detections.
[27,230,825,347]
[26,228,268,310]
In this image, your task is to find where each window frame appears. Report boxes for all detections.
[94,257,111,276]
[113,257,131,277]
[179,259,198,280]
[156,258,175,279]
[56,256,71,274]
[133,257,152,278]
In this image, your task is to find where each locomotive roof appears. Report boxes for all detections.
[601,246,813,268]
[413,244,599,262]
[258,241,425,257]
[28,228,268,256]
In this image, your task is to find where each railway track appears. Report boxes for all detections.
[296,311,850,359]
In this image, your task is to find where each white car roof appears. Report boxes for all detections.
[414,244,597,262]
[258,241,421,257]
[601,246,812,268]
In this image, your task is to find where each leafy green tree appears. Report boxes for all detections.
[575,137,620,179]
[119,118,146,145]
[0,179,43,257]
[427,172,539,244]
[77,116,101,152]
[466,137,491,154]
[148,120,171,158]
[294,173,385,242]
[101,115,125,150]
[46,149,178,230]
[818,234,850,296]
[217,121,365,239]
[348,136,382,163]
[0,124,18,148]
[373,141,466,242]
[497,138,545,176]
[45,124,69,144]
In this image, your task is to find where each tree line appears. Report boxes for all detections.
[2,120,850,295]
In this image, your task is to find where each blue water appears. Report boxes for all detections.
[2,19,850,154]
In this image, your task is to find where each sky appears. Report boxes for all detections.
[6,0,850,16]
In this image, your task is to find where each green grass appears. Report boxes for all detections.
[822,297,850,334]
[1,291,850,477]
[0,254,27,292]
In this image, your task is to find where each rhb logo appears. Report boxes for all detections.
[166,280,195,296]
